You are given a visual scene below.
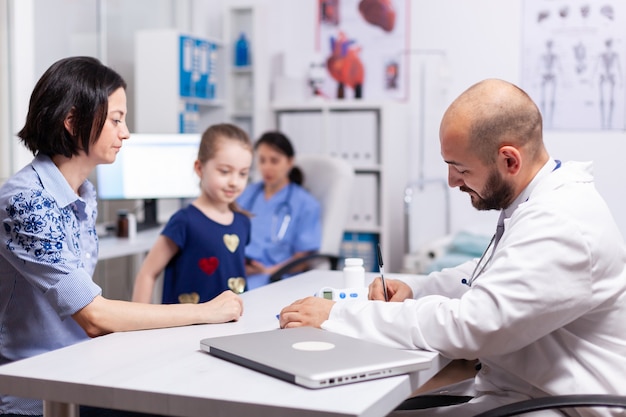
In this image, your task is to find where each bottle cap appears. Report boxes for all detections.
[344,258,364,267]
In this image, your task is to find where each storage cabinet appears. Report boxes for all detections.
[222,4,270,139]
[272,101,408,272]
[134,29,225,133]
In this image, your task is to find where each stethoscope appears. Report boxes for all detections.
[462,229,500,287]
[246,182,293,242]
[461,159,562,287]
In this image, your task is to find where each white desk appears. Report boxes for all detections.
[0,271,447,417]
[96,227,163,301]
[98,227,162,260]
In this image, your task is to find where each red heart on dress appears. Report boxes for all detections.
[198,257,219,275]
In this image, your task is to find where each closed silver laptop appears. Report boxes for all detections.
[200,327,431,389]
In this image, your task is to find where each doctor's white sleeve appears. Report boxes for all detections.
[322,205,608,359]
[322,261,477,352]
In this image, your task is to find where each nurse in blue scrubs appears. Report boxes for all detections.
[238,132,322,290]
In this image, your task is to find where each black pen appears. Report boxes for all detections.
[376,243,389,301]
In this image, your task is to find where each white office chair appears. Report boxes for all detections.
[269,154,355,282]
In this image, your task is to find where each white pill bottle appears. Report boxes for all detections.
[343,258,365,288]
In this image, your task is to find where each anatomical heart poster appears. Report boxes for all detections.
[316,0,409,100]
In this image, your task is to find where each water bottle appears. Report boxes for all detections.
[235,32,250,67]
[343,258,365,288]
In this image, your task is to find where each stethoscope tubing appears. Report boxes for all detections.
[246,182,293,241]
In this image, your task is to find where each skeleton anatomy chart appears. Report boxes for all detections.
[522,0,626,130]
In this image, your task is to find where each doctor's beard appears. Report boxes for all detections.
[461,167,515,211]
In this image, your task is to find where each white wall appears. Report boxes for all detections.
[409,0,523,236]
[6,0,626,255]
[408,0,626,240]
[4,0,36,176]
[2,0,192,157]
[257,0,626,242]
[218,0,497,263]
[257,0,626,247]
[0,0,9,183]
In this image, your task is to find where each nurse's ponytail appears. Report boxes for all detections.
[288,166,304,186]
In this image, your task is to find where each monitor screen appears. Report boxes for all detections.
[96,133,202,200]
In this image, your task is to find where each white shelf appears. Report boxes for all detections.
[223,3,270,139]
[232,65,253,74]
[344,225,382,234]
[134,29,226,133]
[353,165,382,173]
[98,227,162,260]
[272,100,391,111]
[232,111,253,118]
[273,102,409,272]
[184,98,224,107]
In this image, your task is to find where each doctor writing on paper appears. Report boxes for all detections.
[279,79,626,416]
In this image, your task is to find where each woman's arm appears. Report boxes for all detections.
[132,235,179,303]
[73,290,244,337]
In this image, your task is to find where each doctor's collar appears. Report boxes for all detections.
[502,158,560,220]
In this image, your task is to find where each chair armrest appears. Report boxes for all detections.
[269,253,341,283]
[474,395,626,417]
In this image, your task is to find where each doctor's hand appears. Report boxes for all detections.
[369,278,413,302]
[279,296,335,329]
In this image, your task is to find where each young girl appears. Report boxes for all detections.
[133,124,253,304]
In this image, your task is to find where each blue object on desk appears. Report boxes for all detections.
[316,286,368,301]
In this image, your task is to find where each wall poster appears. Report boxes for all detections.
[315,0,409,101]
[522,0,626,130]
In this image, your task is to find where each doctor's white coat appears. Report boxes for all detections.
[323,161,626,416]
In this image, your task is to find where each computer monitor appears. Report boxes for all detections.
[96,133,201,229]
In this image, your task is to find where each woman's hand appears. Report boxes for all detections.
[201,290,244,323]
[368,278,413,301]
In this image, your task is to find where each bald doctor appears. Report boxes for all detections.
[279,79,626,416]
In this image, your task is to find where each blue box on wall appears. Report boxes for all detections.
[179,102,199,133]
[179,35,217,100]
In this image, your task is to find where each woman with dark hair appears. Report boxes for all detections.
[0,57,243,416]
[238,131,321,289]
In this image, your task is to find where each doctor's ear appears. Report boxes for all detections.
[498,146,522,175]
